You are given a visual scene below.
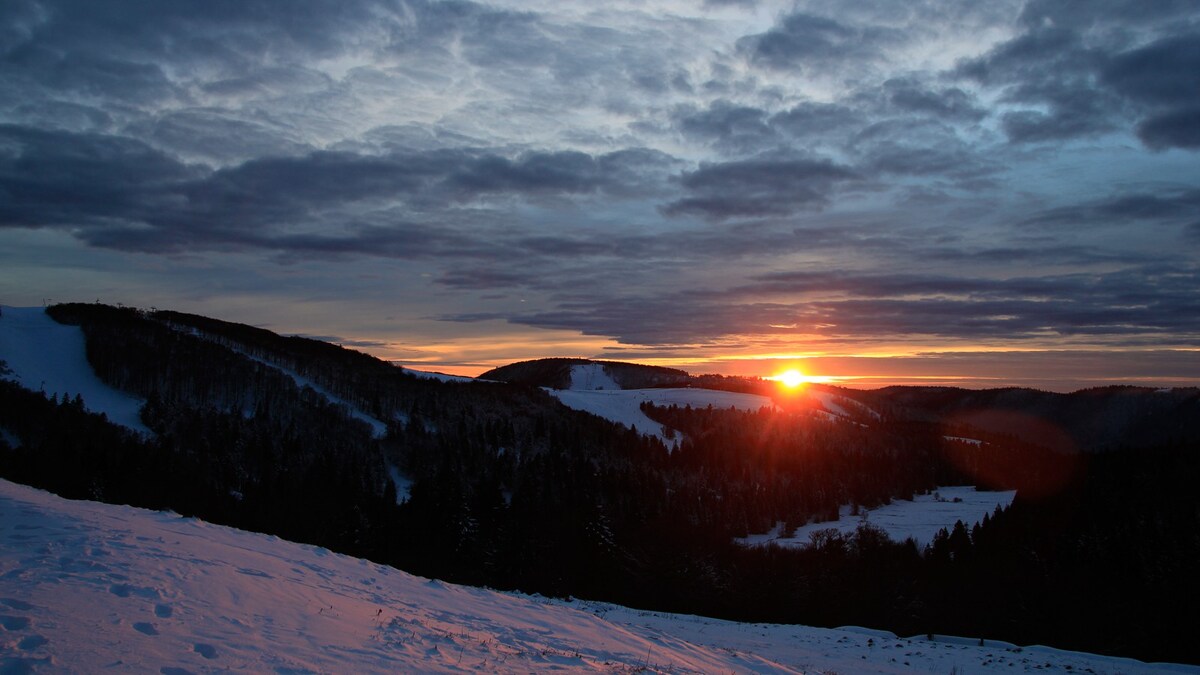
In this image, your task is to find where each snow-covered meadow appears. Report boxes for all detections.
[739,486,1018,549]
[1,479,1193,674]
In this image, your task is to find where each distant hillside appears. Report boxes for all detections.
[479,358,691,390]
[866,385,1200,452]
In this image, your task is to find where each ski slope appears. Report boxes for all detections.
[234,349,390,438]
[0,479,1192,674]
[548,387,775,447]
[0,306,149,435]
[739,486,1018,549]
[568,363,620,390]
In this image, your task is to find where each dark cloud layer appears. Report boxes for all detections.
[958,0,1200,148]
[0,124,675,257]
[450,266,1200,347]
[664,155,858,219]
[738,11,898,72]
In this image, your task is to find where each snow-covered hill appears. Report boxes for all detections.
[0,306,148,435]
[1,479,1192,674]
[548,384,775,446]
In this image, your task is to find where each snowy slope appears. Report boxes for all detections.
[547,387,774,446]
[739,486,1017,549]
[0,306,149,435]
[1,479,1193,674]
[568,363,620,390]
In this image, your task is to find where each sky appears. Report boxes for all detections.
[1,0,1198,390]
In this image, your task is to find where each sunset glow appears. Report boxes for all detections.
[767,368,841,388]
[776,369,807,388]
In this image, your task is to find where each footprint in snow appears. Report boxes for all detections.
[235,567,273,579]
[0,615,32,631]
[109,583,159,599]
[155,604,173,618]
[133,622,159,636]
[193,643,218,659]
[18,634,48,651]
[0,599,33,611]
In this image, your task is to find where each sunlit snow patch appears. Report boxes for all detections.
[547,387,774,448]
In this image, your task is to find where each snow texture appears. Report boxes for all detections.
[739,486,1017,549]
[0,478,1192,674]
[0,306,149,435]
[547,387,774,447]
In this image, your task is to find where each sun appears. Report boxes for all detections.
[775,369,807,389]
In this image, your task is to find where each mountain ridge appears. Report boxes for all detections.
[2,303,1198,665]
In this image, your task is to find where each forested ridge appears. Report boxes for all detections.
[1,303,1197,664]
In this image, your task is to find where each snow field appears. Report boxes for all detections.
[0,479,1192,674]
[0,306,149,435]
[739,486,1018,549]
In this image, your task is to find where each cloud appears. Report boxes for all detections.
[1136,108,1200,150]
[440,266,1200,348]
[957,2,1200,149]
[0,124,201,228]
[663,154,858,219]
[857,132,996,179]
[0,123,678,257]
[1021,188,1200,228]
[881,78,987,122]
[123,109,313,165]
[1101,34,1200,107]
[1016,0,1198,29]
[435,268,544,291]
[672,100,777,153]
[290,334,391,349]
[769,101,865,137]
[737,11,897,72]
[957,26,1120,143]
